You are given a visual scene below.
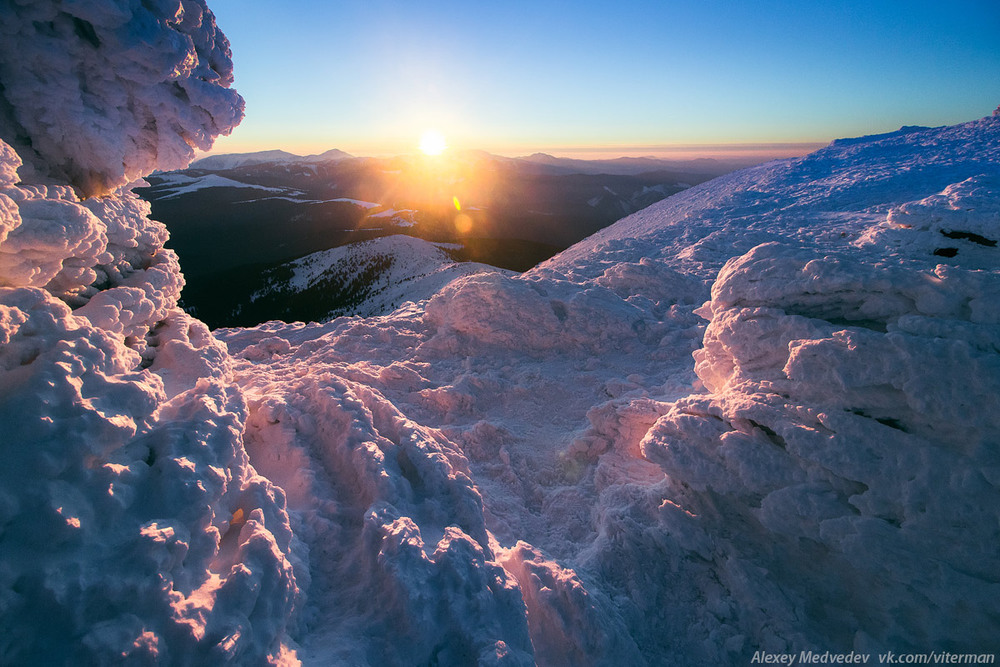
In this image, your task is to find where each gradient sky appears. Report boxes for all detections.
[206,0,1000,158]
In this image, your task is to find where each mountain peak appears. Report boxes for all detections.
[304,148,353,162]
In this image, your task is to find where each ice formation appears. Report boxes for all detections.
[2,0,999,662]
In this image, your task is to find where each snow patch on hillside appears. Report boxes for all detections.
[156,174,291,199]
[370,208,419,227]
[246,235,503,321]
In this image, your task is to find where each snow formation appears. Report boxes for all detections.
[0,0,243,196]
[217,114,1000,663]
[2,0,1000,661]
[0,2,298,663]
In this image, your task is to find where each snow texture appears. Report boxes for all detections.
[0,0,244,196]
[2,1,999,662]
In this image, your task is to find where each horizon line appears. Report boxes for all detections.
[198,140,830,162]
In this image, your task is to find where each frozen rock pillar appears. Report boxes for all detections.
[0,1,301,664]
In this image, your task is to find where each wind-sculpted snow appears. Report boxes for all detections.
[639,242,1000,653]
[0,0,298,660]
[218,267,708,663]
[0,0,243,196]
[0,288,298,663]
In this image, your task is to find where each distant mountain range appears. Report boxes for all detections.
[137,149,748,327]
[518,152,758,175]
[189,148,353,170]
[190,147,755,176]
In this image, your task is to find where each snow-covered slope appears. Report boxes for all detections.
[154,172,293,199]
[543,120,1000,282]
[2,0,999,662]
[214,112,1000,663]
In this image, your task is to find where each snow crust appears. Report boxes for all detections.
[2,2,999,661]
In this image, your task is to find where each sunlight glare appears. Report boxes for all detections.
[419,130,447,156]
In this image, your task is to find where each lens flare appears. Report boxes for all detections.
[454,213,473,234]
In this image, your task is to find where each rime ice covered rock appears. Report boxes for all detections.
[0,285,300,663]
[640,241,1000,651]
[0,1,299,662]
[531,111,1000,661]
[856,174,1000,268]
[0,181,109,298]
[0,0,243,196]
[0,140,183,344]
[0,176,301,662]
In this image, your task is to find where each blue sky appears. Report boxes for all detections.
[207,0,1000,157]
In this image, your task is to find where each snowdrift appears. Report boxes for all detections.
[2,1,999,662]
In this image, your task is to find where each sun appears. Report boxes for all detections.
[419,129,447,156]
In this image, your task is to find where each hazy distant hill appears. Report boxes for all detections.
[136,149,734,326]
[519,152,740,176]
